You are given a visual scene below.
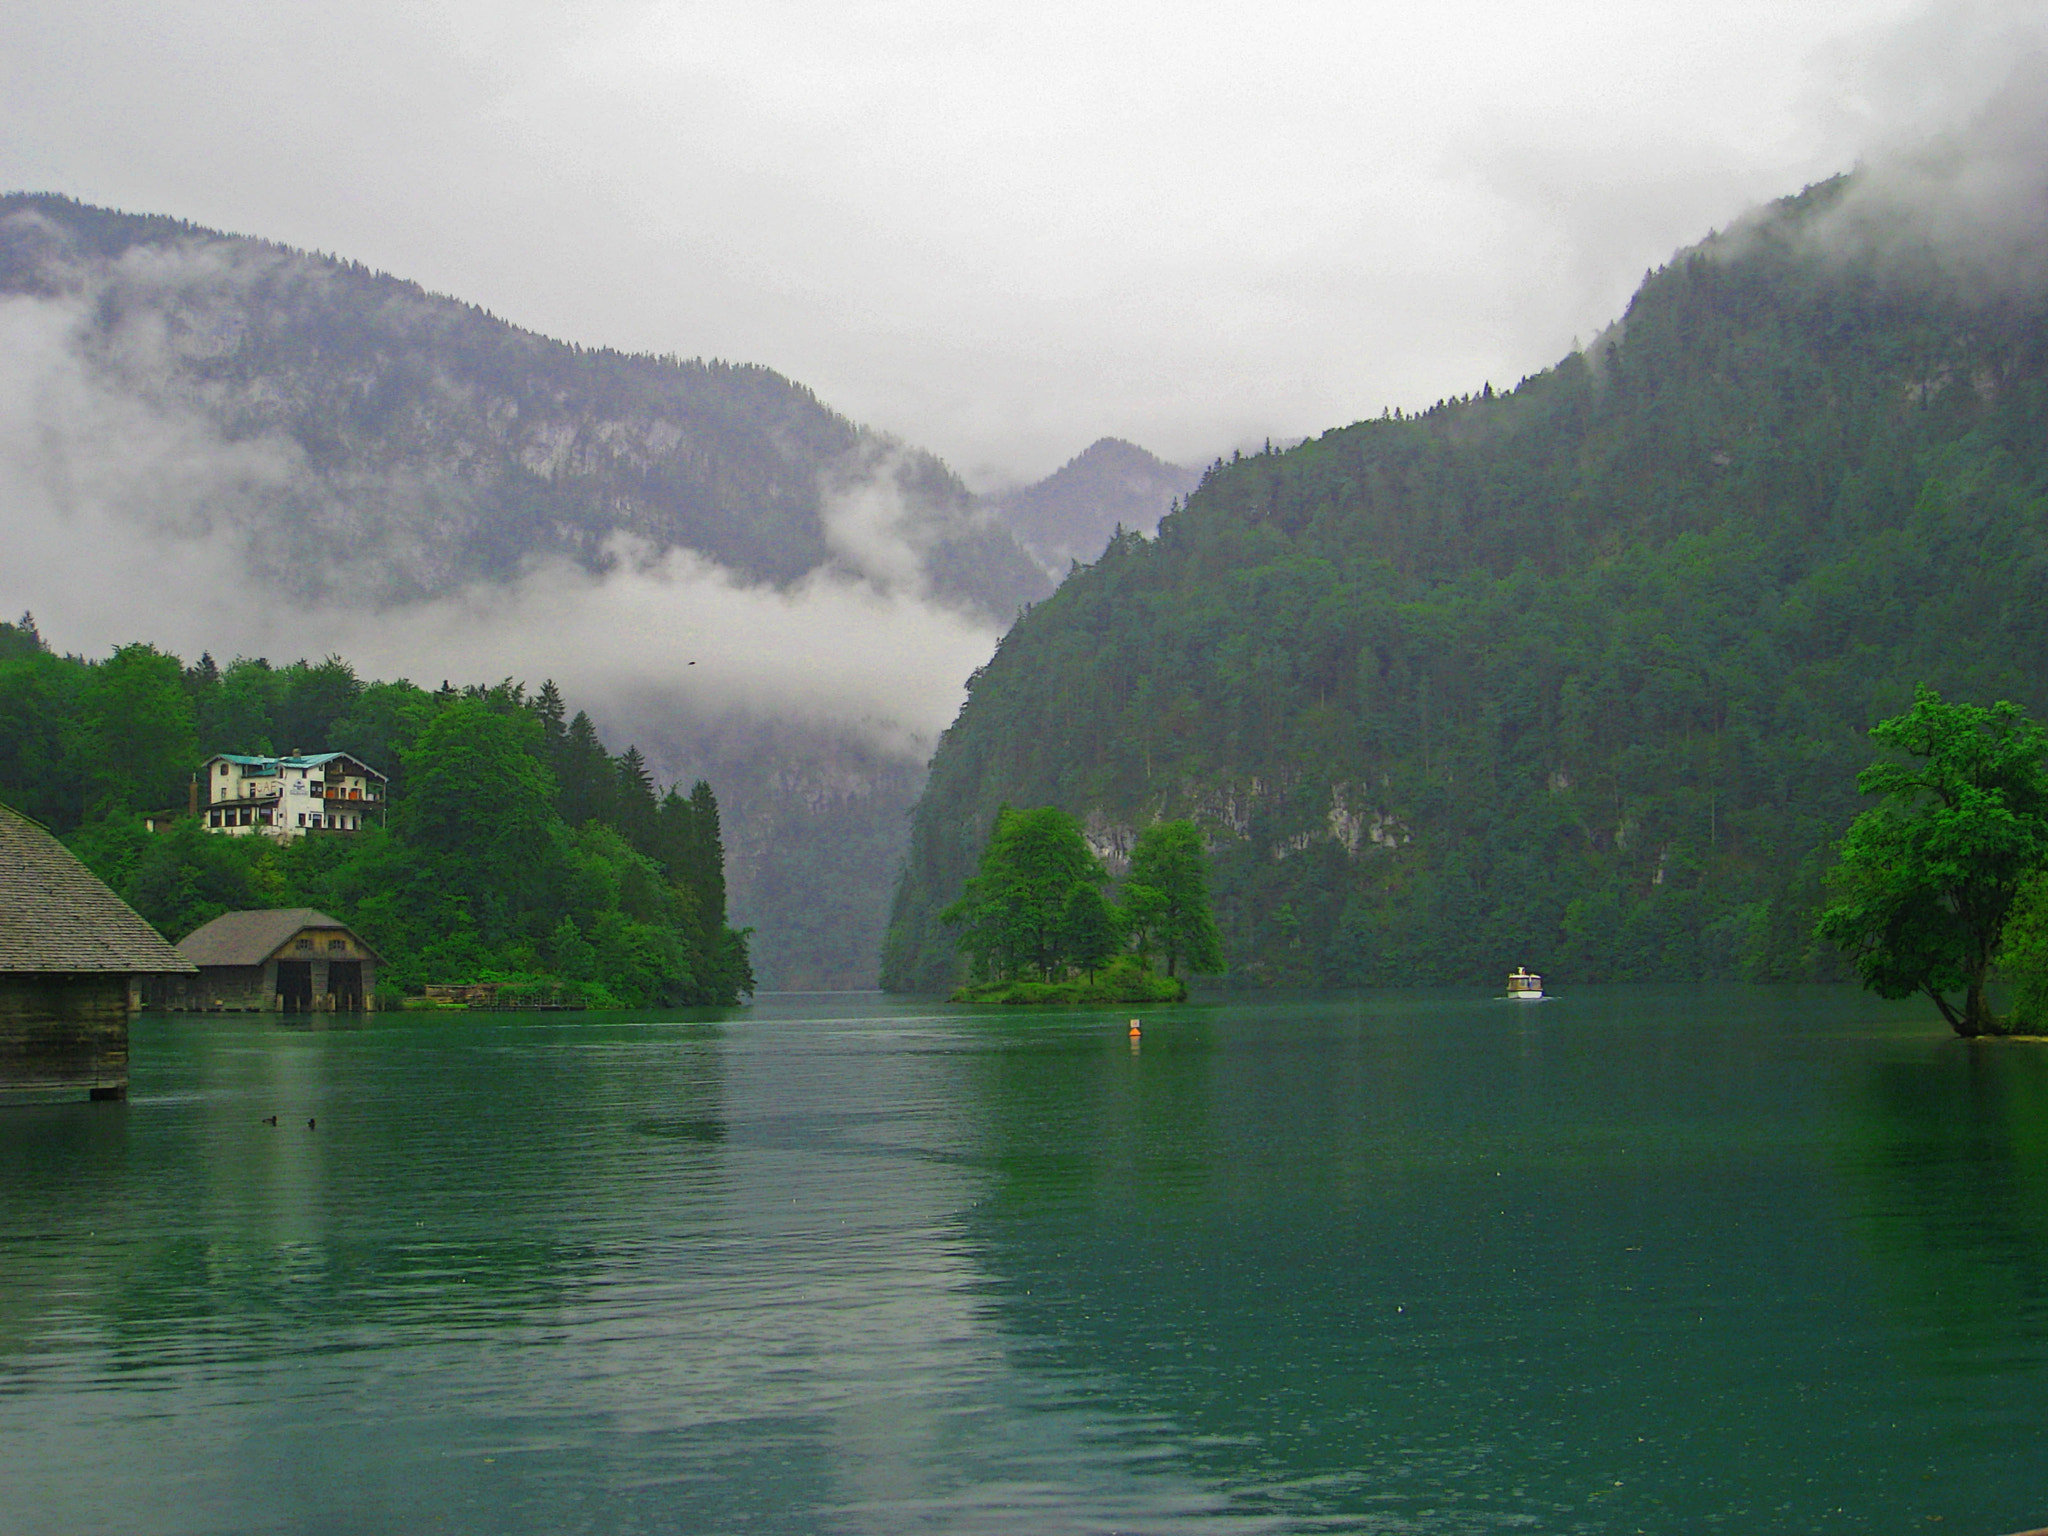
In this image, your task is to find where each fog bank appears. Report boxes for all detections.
[0,284,1000,761]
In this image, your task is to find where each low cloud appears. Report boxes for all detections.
[819,451,934,600]
[1801,1,2048,296]
[0,283,1001,763]
[342,543,999,758]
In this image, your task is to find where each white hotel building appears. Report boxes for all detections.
[199,753,388,840]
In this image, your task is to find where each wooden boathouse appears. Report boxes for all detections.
[0,803,196,1102]
[170,909,382,1011]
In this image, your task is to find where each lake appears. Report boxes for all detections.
[1,987,2045,1534]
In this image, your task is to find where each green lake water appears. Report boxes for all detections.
[2,986,2046,1534]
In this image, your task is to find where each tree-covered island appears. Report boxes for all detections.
[940,807,1222,1003]
[0,617,752,1008]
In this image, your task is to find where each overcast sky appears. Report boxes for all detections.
[7,0,2034,489]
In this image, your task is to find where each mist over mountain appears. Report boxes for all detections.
[0,193,1063,987]
[884,166,2048,991]
[983,438,1200,577]
[0,193,1049,621]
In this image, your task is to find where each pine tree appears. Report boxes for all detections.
[532,679,567,763]
[556,711,615,828]
[654,787,696,883]
[685,780,727,932]
[615,746,658,852]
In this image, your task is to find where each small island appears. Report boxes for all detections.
[941,807,1221,1004]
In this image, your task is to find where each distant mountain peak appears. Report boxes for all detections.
[983,438,1201,577]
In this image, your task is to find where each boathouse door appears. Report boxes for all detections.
[275,960,313,1010]
[328,961,364,1010]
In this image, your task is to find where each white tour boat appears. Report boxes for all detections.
[1507,968,1544,1000]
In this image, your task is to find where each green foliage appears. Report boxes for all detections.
[943,806,1110,983]
[554,711,615,828]
[1061,882,1124,978]
[0,613,44,662]
[0,645,86,829]
[0,642,753,1008]
[953,954,1187,1005]
[1996,875,2048,1035]
[1817,690,2048,1035]
[938,805,1223,997]
[884,179,2048,993]
[399,698,558,931]
[82,645,196,816]
[1123,820,1224,978]
[67,815,274,942]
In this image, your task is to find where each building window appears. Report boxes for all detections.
[297,813,305,827]
[329,939,346,951]
[296,938,313,951]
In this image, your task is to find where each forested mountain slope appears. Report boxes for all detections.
[883,177,2048,990]
[0,193,1048,619]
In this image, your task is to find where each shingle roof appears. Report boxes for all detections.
[0,804,196,973]
[177,908,380,967]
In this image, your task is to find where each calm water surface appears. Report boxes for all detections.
[2,987,2046,1534]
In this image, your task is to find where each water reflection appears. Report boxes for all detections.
[1842,1037,2048,1364]
[0,1010,740,1532]
[1,993,2047,1534]
[951,989,2048,1534]
[966,1009,1221,1213]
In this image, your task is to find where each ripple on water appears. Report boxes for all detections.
[1,991,2046,1534]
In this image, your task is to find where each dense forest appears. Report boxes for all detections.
[884,176,2048,992]
[0,618,751,1006]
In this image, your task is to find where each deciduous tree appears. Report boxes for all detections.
[1816,688,2048,1036]
[1122,820,1225,979]
[943,805,1107,983]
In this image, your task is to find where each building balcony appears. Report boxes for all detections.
[211,786,282,806]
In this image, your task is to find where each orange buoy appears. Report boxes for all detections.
[1129,1019,1142,1037]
